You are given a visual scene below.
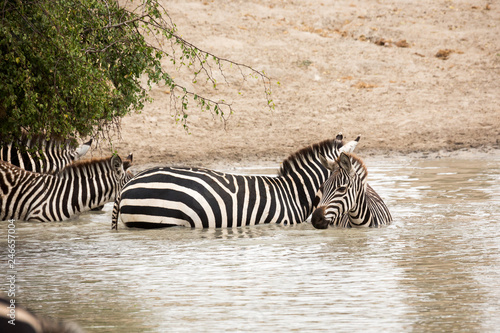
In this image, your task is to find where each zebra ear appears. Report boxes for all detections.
[111,155,123,171]
[339,135,360,154]
[75,139,92,159]
[123,153,133,170]
[338,152,352,174]
[319,152,337,171]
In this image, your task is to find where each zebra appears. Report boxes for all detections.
[0,133,92,174]
[310,152,392,229]
[112,133,360,229]
[0,154,133,222]
[0,296,84,333]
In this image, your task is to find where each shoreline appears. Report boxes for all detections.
[103,0,499,171]
[125,145,500,174]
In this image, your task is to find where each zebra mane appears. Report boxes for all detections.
[345,153,368,179]
[279,138,343,177]
[57,156,113,175]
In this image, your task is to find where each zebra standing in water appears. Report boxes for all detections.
[0,154,133,222]
[310,152,392,229]
[112,133,360,229]
[0,133,92,173]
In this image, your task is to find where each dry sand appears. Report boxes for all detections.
[103,0,499,169]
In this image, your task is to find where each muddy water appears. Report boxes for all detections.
[1,154,499,332]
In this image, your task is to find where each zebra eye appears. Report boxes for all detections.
[337,186,347,192]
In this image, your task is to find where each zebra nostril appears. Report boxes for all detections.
[311,206,329,229]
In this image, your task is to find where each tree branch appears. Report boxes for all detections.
[103,14,148,29]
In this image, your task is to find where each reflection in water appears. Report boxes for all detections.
[398,231,489,332]
[1,154,499,332]
[368,154,500,332]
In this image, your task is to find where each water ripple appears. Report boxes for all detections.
[1,156,499,332]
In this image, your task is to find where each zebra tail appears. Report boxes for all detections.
[111,192,121,230]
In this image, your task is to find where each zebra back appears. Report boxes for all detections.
[112,134,360,229]
[0,154,133,222]
[311,152,392,228]
[0,133,92,174]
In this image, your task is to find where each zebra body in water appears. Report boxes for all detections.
[1,133,92,173]
[0,154,133,222]
[112,133,360,229]
[311,152,392,229]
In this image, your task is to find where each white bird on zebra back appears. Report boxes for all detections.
[0,133,92,174]
[112,133,360,229]
[0,154,133,222]
[311,152,392,229]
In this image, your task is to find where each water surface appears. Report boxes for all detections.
[1,153,499,332]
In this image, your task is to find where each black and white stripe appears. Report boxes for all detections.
[112,134,360,229]
[0,155,133,222]
[311,152,392,229]
[0,134,92,174]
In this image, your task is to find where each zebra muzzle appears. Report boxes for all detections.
[311,206,329,229]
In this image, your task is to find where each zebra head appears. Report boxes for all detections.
[122,153,134,183]
[115,153,134,187]
[311,152,367,229]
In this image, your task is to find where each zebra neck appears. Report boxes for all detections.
[348,183,390,227]
[277,164,330,223]
[55,162,116,213]
[1,137,75,173]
